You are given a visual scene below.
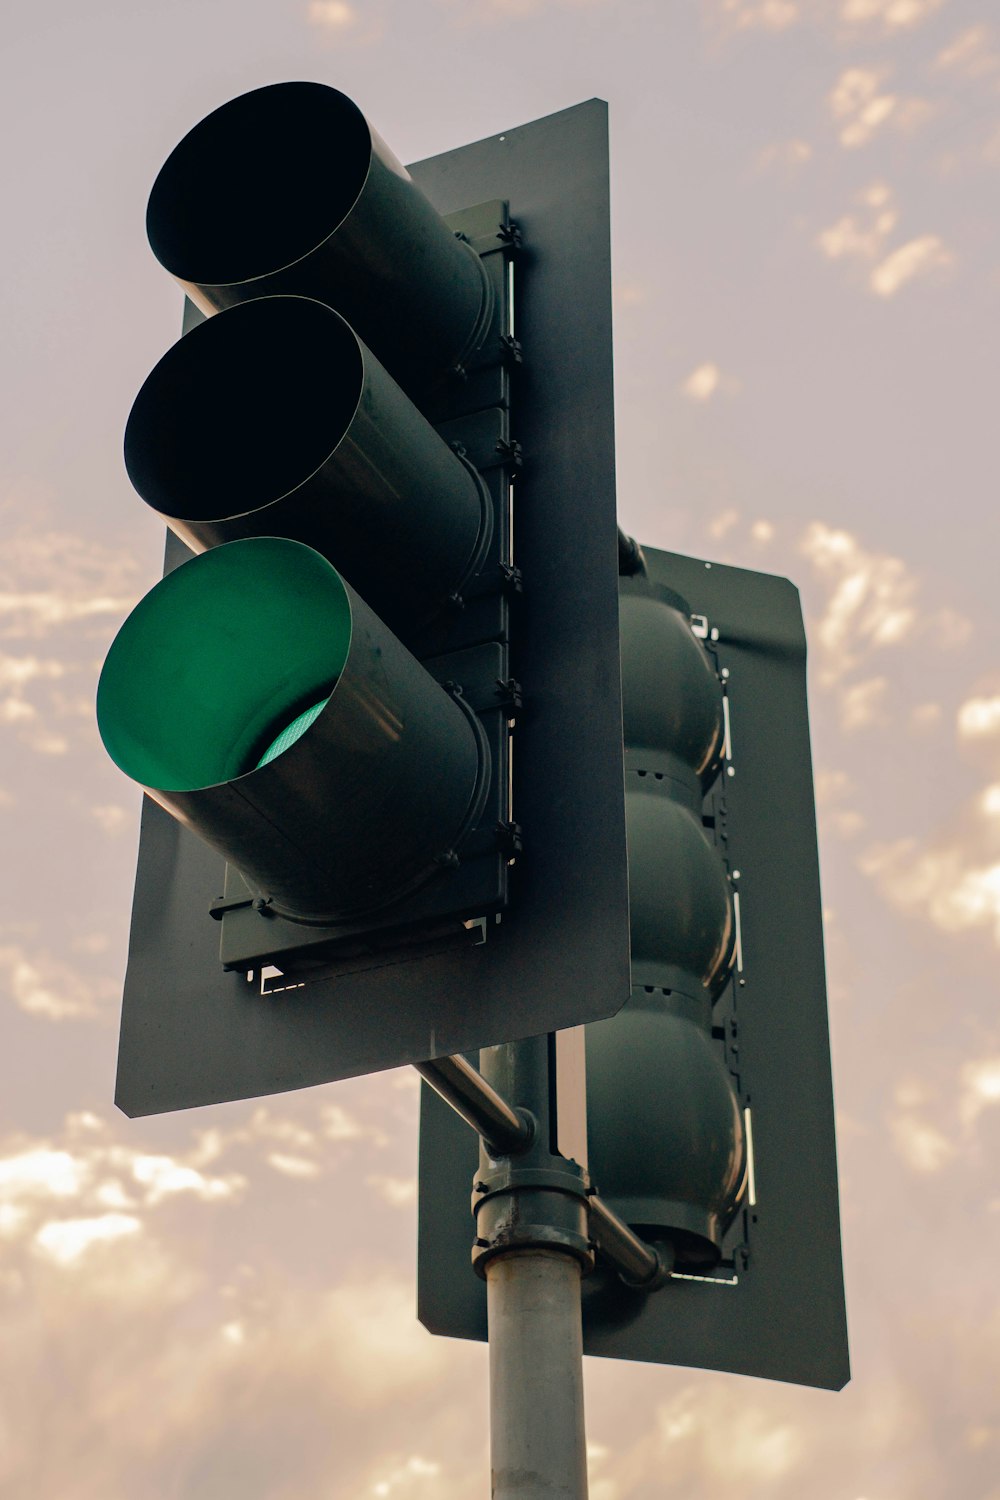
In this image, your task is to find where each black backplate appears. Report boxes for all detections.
[417,549,850,1391]
[115,100,630,1116]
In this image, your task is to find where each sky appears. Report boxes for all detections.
[2,0,1000,1496]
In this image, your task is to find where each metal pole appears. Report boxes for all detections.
[414,1040,673,1497]
[413,1054,532,1155]
[587,1194,672,1289]
[486,1250,589,1500]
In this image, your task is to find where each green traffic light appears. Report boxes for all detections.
[97,537,484,922]
[97,538,351,793]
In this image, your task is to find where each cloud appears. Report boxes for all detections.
[0,941,115,1021]
[816,180,898,261]
[799,523,917,677]
[613,280,647,311]
[267,1152,322,1179]
[714,0,800,32]
[796,523,973,737]
[371,1455,442,1497]
[440,0,609,18]
[828,68,935,149]
[870,234,953,296]
[958,695,1000,741]
[816,183,952,297]
[889,1110,956,1172]
[814,768,867,837]
[839,0,943,32]
[0,1146,88,1202]
[708,508,740,539]
[680,362,739,401]
[0,1121,246,1240]
[0,531,144,757]
[935,25,1000,79]
[755,139,813,174]
[124,1151,244,1206]
[681,363,722,401]
[860,841,1000,944]
[829,67,899,147]
[90,803,130,836]
[0,651,71,745]
[367,1173,418,1207]
[959,1058,1000,1129]
[911,701,943,730]
[307,0,357,23]
[839,675,888,730]
[35,1213,142,1265]
[183,1099,388,1186]
[856,687,1000,948]
[0,530,139,643]
[602,1382,807,1487]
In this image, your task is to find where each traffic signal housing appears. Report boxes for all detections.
[418,546,849,1391]
[104,89,631,1115]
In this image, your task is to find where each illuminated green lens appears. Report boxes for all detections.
[256,695,332,769]
[97,538,353,793]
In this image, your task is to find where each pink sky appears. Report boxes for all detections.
[2,1,999,1495]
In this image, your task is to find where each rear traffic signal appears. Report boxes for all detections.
[584,577,747,1268]
[418,547,849,1391]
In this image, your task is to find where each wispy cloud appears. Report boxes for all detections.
[839,0,944,33]
[800,522,917,677]
[861,841,1000,945]
[0,941,116,1021]
[830,67,899,147]
[816,182,953,297]
[714,0,800,32]
[828,67,935,149]
[959,1057,1000,1129]
[0,1120,246,1251]
[681,362,722,401]
[439,0,609,19]
[367,1173,418,1207]
[858,671,1000,951]
[797,523,970,732]
[959,694,1000,741]
[0,530,140,643]
[307,0,357,24]
[680,362,740,401]
[815,767,867,838]
[870,234,953,296]
[35,1212,142,1264]
[755,138,813,175]
[935,25,1000,79]
[817,180,898,260]
[707,0,943,38]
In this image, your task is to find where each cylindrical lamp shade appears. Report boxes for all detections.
[619,587,725,802]
[626,789,735,999]
[586,993,747,1265]
[96,539,485,922]
[145,82,494,393]
[123,297,488,639]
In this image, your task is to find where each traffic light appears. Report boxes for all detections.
[104,88,631,1115]
[583,572,748,1269]
[418,547,849,1391]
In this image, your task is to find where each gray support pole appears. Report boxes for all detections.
[486,1250,589,1500]
[473,1037,594,1500]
